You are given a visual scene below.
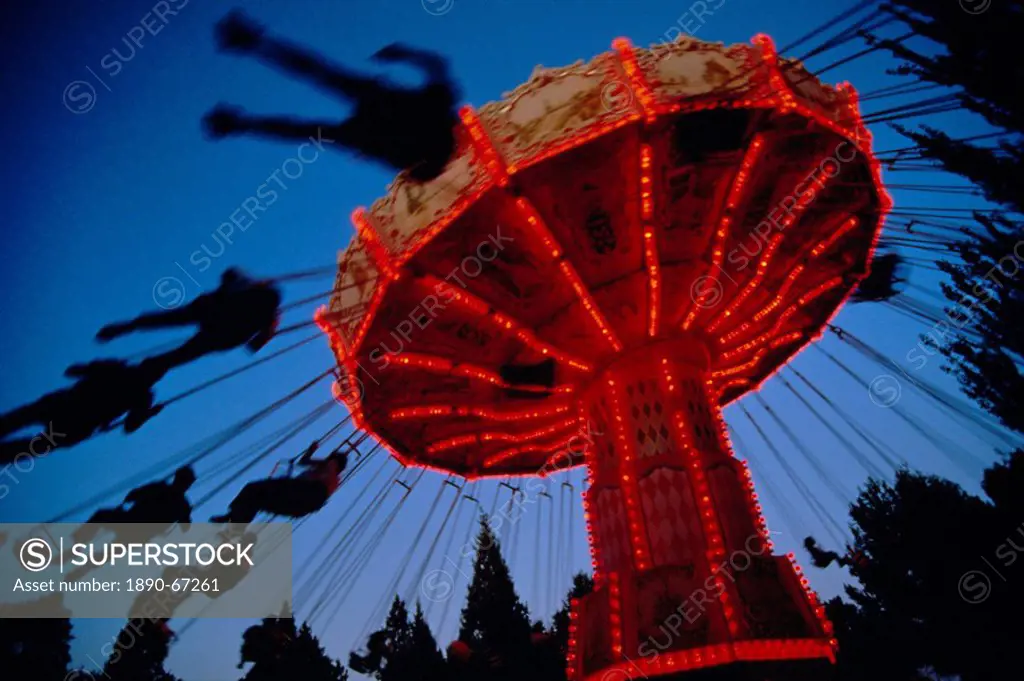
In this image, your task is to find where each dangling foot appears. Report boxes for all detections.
[215,10,264,52]
[0,439,33,465]
[203,105,248,139]
[370,42,411,63]
[124,405,164,434]
[96,323,130,342]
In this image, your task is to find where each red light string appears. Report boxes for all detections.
[514,197,623,352]
[389,352,575,394]
[418,274,593,372]
[683,135,766,331]
[430,417,580,456]
[389,401,574,422]
[659,361,739,634]
[606,376,652,571]
[611,37,657,122]
[639,143,661,337]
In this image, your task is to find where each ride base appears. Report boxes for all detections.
[568,339,835,681]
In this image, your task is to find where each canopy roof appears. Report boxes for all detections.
[317,34,890,478]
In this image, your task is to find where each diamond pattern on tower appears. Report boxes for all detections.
[682,379,717,451]
[626,380,673,459]
[638,468,702,567]
[588,397,615,467]
[594,487,631,573]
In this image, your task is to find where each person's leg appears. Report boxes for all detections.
[204,107,352,147]
[0,438,37,465]
[124,403,163,434]
[215,9,379,101]
[272,480,330,518]
[122,306,199,331]
[220,479,280,524]
[0,399,49,439]
[246,35,379,102]
[98,305,199,341]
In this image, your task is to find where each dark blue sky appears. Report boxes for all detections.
[0,1,1008,679]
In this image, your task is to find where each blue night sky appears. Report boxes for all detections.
[0,1,1011,679]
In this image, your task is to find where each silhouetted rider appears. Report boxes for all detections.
[97,268,281,375]
[0,359,163,463]
[203,10,460,182]
[211,441,349,524]
[74,466,196,543]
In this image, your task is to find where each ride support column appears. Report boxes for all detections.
[570,338,834,681]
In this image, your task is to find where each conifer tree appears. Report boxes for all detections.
[352,597,448,681]
[455,516,532,679]
[457,516,531,651]
[408,603,448,681]
[350,597,411,681]
[0,616,73,681]
[815,465,1023,681]
[881,1,1024,432]
[549,572,594,656]
[243,616,346,681]
[103,618,181,681]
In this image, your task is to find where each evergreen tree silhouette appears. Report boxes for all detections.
[103,618,181,681]
[982,449,1024,521]
[813,464,1024,681]
[350,597,412,681]
[549,572,594,656]
[241,616,346,681]
[351,597,447,681]
[409,603,448,681]
[454,515,532,680]
[0,617,73,681]
[879,1,1024,434]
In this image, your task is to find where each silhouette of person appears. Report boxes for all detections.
[804,536,864,569]
[852,253,904,303]
[349,630,389,674]
[0,359,164,464]
[210,441,348,524]
[97,268,281,375]
[238,617,292,669]
[73,466,196,543]
[64,467,196,581]
[804,536,842,567]
[203,10,460,183]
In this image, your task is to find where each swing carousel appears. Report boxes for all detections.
[18,7,1024,679]
[315,34,890,681]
